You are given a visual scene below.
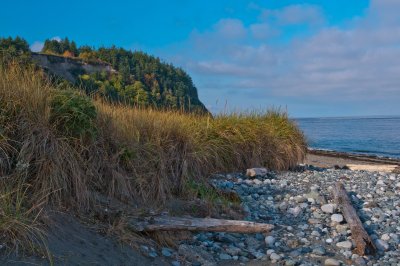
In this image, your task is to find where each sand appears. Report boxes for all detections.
[305,150,400,173]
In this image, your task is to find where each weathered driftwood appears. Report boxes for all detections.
[130,216,274,233]
[333,181,376,255]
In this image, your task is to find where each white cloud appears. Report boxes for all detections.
[260,4,325,26]
[30,41,44,52]
[213,19,246,39]
[166,1,400,115]
[250,23,278,40]
[51,36,62,42]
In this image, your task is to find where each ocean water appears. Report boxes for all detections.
[295,116,400,159]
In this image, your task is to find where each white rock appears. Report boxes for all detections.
[336,240,352,249]
[270,253,281,261]
[324,258,341,266]
[377,180,386,186]
[321,204,336,214]
[265,236,275,247]
[326,238,333,244]
[331,214,344,223]
[266,249,275,255]
[381,233,390,241]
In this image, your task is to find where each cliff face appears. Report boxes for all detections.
[31,53,115,83]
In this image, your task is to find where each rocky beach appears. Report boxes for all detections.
[139,163,400,266]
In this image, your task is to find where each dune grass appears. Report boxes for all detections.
[0,61,307,255]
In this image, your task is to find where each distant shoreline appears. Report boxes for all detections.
[307,148,400,164]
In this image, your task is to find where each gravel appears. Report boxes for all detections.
[172,166,400,265]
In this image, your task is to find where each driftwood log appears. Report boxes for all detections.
[130,216,274,233]
[333,181,376,255]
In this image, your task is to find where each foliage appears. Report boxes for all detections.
[50,90,97,139]
[0,36,31,63]
[42,37,78,56]
[39,37,208,113]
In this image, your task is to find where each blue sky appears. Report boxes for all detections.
[2,0,400,117]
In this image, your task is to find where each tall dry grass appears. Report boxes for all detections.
[0,61,306,253]
[95,104,307,202]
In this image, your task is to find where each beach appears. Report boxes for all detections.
[305,149,400,173]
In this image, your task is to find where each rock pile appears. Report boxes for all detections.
[146,167,400,265]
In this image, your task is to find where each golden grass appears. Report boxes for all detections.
[0,61,306,255]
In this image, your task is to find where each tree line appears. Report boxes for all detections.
[0,36,208,113]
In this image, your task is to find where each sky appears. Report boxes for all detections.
[2,0,400,117]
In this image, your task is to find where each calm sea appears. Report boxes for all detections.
[295,116,400,159]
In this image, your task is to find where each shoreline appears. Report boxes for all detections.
[305,149,400,172]
[308,148,400,164]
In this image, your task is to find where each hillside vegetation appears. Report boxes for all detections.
[1,36,207,113]
[0,37,307,259]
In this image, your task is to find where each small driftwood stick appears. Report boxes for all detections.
[333,181,376,255]
[130,216,274,233]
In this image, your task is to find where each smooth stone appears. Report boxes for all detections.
[325,258,341,266]
[381,233,390,241]
[321,204,336,213]
[331,214,344,223]
[285,259,296,266]
[149,251,158,258]
[326,238,333,244]
[161,248,172,257]
[336,224,349,233]
[266,249,275,255]
[270,253,281,261]
[171,261,181,266]
[336,240,352,249]
[219,253,232,260]
[265,236,275,247]
[288,206,302,217]
[375,239,389,251]
[312,246,326,255]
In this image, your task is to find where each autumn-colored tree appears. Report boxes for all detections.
[63,50,74,58]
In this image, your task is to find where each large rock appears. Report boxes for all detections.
[246,168,268,177]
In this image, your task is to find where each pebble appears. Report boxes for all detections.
[182,168,400,265]
[381,233,390,241]
[312,246,326,255]
[324,258,341,266]
[161,248,172,257]
[321,204,336,213]
[331,214,344,223]
[219,253,232,260]
[265,236,275,247]
[270,253,281,261]
[375,239,389,251]
[336,240,352,249]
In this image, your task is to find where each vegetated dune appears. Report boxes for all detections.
[0,61,307,262]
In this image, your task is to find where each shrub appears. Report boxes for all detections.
[50,90,97,140]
